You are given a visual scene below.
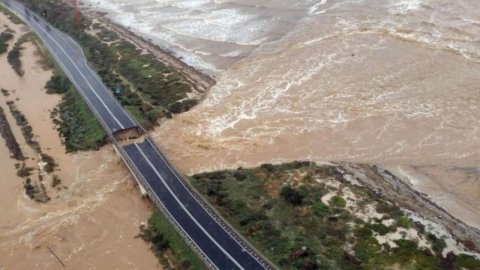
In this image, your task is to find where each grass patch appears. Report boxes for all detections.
[189,162,480,270]
[53,86,106,152]
[330,195,347,208]
[19,0,197,128]
[139,211,207,270]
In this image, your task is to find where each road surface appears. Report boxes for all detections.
[0,1,274,269]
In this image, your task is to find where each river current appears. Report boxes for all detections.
[84,0,480,227]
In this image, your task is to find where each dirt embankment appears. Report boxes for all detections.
[339,163,480,252]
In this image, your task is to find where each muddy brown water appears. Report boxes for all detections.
[0,13,159,269]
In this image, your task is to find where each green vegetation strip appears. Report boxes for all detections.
[0,29,14,54]
[20,0,198,128]
[0,105,23,160]
[7,38,24,76]
[188,162,480,270]
[139,211,207,270]
[1,5,106,152]
[51,86,106,152]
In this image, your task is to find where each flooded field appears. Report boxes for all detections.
[2,0,480,267]
[0,13,159,269]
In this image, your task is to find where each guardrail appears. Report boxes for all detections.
[113,141,219,270]
[1,2,278,269]
[145,137,277,270]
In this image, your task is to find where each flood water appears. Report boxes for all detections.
[85,0,480,227]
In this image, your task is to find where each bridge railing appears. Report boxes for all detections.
[3,2,277,269]
[113,141,219,270]
[145,137,277,270]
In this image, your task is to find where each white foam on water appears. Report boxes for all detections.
[83,0,317,75]
[308,0,328,15]
[389,0,424,14]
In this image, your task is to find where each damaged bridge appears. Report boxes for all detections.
[1,0,276,269]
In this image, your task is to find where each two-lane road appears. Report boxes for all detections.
[3,0,137,133]
[1,1,274,269]
[124,139,268,269]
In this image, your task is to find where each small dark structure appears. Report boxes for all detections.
[113,126,142,141]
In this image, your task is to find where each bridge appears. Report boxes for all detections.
[0,1,275,269]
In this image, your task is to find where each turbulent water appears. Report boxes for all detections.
[84,0,321,75]
[85,0,480,226]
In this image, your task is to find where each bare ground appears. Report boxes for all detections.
[338,163,480,252]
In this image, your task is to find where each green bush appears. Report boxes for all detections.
[45,74,71,94]
[330,195,347,208]
[0,31,14,54]
[280,185,304,206]
[51,175,61,188]
[312,201,330,217]
[398,215,412,228]
[7,44,24,76]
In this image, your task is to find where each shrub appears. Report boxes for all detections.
[397,215,412,228]
[45,74,71,94]
[312,201,330,217]
[41,153,57,173]
[51,175,61,188]
[260,163,275,172]
[280,185,304,206]
[0,31,14,54]
[168,99,198,114]
[233,169,248,181]
[7,45,24,76]
[330,195,347,208]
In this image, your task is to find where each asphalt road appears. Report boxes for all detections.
[2,0,137,134]
[124,139,269,270]
[1,1,273,269]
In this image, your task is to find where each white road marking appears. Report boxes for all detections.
[134,143,245,270]
[146,139,270,268]
[15,4,126,130]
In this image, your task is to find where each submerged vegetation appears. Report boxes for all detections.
[0,106,23,160]
[0,30,14,54]
[189,162,480,270]
[6,33,38,77]
[20,0,198,128]
[7,40,24,76]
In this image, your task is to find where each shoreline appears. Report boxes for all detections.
[76,2,480,249]
[0,10,160,269]
[2,1,479,268]
[344,163,480,251]
[80,6,216,94]
[385,165,480,230]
